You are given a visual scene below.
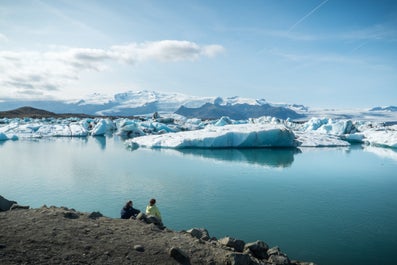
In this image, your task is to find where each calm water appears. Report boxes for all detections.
[1,136,397,265]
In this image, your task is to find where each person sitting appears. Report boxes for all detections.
[145,198,163,227]
[120,200,140,219]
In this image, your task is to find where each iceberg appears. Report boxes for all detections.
[300,118,355,135]
[0,132,8,141]
[1,113,397,151]
[361,130,397,148]
[295,131,350,147]
[91,119,108,136]
[127,124,297,149]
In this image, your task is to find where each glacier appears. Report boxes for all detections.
[1,115,397,151]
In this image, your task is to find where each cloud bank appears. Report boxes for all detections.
[0,40,224,99]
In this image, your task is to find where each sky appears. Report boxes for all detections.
[0,0,396,108]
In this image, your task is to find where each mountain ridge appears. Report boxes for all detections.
[1,90,397,121]
[0,90,304,120]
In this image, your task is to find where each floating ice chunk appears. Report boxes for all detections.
[127,124,297,149]
[70,123,88,137]
[117,120,145,138]
[0,132,8,141]
[301,118,355,135]
[343,133,365,143]
[79,119,94,131]
[214,116,233,126]
[295,132,350,147]
[91,119,115,136]
[149,121,175,133]
[36,124,72,137]
[362,129,397,149]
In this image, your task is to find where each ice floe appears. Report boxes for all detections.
[127,124,297,149]
[1,115,397,150]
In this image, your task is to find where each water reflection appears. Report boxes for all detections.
[364,145,397,162]
[169,148,301,168]
[93,136,106,150]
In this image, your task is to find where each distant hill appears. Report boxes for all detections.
[0,106,92,119]
[369,106,397,112]
[175,103,305,120]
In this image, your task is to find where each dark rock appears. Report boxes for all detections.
[169,247,190,264]
[268,254,291,265]
[134,245,145,252]
[219,237,245,252]
[10,204,30,210]
[0,244,6,249]
[0,195,17,211]
[186,228,210,241]
[244,240,269,260]
[88,211,103,219]
[267,246,281,256]
[224,252,252,265]
[63,211,79,219]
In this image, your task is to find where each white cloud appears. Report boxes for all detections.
[0,40,224,99]
[110,40,224,63]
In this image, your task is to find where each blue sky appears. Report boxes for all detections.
[0,0,396,108]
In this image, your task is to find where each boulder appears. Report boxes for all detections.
[63,211,79,219]
[0,195,17,211]
[224,252,252,265]
[169,247,190,264]
[268,254,291,265]
[219,237,245,252]
[267,246,281,256]
[88,211,103,219]
[134,245,145,252]
[186,228,210,241]
[244,240,269,260]
[10,204,29,210]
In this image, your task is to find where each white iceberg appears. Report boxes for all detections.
[361,129,397,148]
[91,119,108,136]
[90,118,116,136]
[300,118,355,135]
[295,131,350,147]
[36,124,73,137]
[127,124,297,149]
[70,123,88,137]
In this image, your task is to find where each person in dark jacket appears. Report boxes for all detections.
[120,200,140,219]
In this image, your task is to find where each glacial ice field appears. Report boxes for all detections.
[0,115,396,149]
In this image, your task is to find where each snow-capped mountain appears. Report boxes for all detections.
[0,90,305,120]
[369,106,397,112]
[0,90,396,121]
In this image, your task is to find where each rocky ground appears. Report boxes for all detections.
[0,206,316,265]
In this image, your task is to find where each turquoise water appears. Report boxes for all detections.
[1,136,397,265]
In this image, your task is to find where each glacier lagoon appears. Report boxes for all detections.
[1,136,397,265]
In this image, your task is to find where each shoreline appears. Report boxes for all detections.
[0,198,316,265]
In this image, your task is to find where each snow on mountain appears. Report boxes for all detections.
[1,89,397,122]
[106,90,214,112]
[369,106,397,112]
[90,90,271,116]
[73,93,113,105]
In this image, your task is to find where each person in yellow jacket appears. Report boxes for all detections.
[145,198,163,227]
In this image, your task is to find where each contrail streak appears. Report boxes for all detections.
[288,0,329,32]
